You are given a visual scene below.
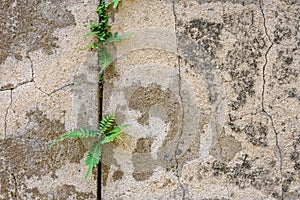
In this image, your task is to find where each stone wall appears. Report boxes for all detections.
[102,0,300,199]
[1,0,299,200]
[0,0,99,199]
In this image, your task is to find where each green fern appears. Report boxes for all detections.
[84,0,133,77]
[50,113,130,179]
[99,48,112,75]
[84,140,103,179]
[112,0,121,8]
[49,128,99,149]
[104,32,134,44]
[99,113,115,132]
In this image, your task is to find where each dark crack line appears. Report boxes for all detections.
[259,0,273,111]
[4,90,13,139]
[172,1,186,199]
[0,55,35,91]
[48,83,75,95]
[0,80,34,92]
[28,53,75,96]
[33,83,75,96]
[259,1,283,199]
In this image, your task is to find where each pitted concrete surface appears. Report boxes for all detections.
[1,0,299,199]
[0,0,99,199]
[102,0,300,199]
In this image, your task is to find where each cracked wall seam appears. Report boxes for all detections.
[259,1,284,199]
[172,0,187,199]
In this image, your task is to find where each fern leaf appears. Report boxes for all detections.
[99,48,111,75]
[106,33,134,44]
[83,44,98,50]
[49,129,99,149]
[101,131,122,144]
[84,30,100,38]
[84,140,103,179]
[112,0,121,8]
[99,113,115,133]
[100,124,129,144]
[107,124,131,134]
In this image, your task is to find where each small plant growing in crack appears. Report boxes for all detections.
[84,0,133,76]
[50,0,131,179]
[50,113,130,179]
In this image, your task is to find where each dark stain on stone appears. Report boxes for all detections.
[20,184,96,200]
[132,137,154,181]
[229,156,278,190]
[243,122,268,146]
[129,84,180,150]
[200,198,230,200]
[197,154,280,196]
[128,84,187,173]
[220,8,265,110]
[134,137,153,154]
[280,171,300,199]
[220,10,266,110]
[272,48,298,85]
[212,160,229,176]
[0,0,75,64]
[282,0,300,5]
[274,25,292,44]
[184,18,223,57]
[112,170,124,181]
[101,164,110,187]
[199,197,230,200]
[0,83,14,90]
[21,184,95,199]
[0,171,17,199]
[286,87,299,99]
[290,134,300,171]
[132,172,153,182]
[223,9,255,35]
[0,108,88,198]
[56,185,95,199]
[228,113,242,132]
[101,142,122,186]
[195,0,258,5]
[210,133,242,162]
[223,42,261,110]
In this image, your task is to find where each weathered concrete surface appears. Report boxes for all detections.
[103,0,300,199]
[0,0,99,199]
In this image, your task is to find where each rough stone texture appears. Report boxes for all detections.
[1,0,299,199]
[0,0,99,199]
[102,0,300,200]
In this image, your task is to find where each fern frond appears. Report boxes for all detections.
[99,113,115,133]
[84,30,101,38]
[101,124,130,144]
[83,44,99,50]
[84,140,103,179]
[106,33,134,44]
[99,48,112,75]
[49,128,99,149]
[112,0,121,8]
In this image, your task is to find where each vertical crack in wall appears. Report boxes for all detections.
[4,89,13,139]
[259,1,283,199]
[97,69,103,200]
[172,1,186,199]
